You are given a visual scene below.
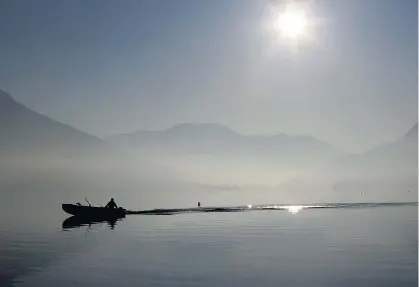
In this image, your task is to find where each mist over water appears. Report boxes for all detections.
[0,87,417,208]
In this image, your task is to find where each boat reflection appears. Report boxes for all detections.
[62,215,125,230]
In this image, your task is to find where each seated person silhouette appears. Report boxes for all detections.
[105,198,118,209]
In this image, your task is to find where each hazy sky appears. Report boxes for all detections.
[0,0,417,152]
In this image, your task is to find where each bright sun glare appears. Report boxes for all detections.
[276,9,308,39]
[264,1,319,50]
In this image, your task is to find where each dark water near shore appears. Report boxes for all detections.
[1,202,417,287]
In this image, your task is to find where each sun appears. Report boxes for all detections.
[276,8,308,40]
[263,1,322,53]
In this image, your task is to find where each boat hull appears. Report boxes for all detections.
[62,204,126,219]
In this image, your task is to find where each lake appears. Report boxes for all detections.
[1,202,417,287]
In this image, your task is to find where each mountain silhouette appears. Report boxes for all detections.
[1,88,415,202]
[282,123,418,202]
[404,122,418,139]
[0,89,112,160]
[108,123,347,186]
[109,122,344,163]
[0,90,181,199]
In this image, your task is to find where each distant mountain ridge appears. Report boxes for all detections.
[0,89,113,160]
[404,122,418,139]
[0,89,183,195]
[282,122,418,202]
[1,88,416,202]
[107,122,348,186]
[108,122,344,162]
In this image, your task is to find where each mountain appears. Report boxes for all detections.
[282,123,418,202]
[108,123,345,186]
[110,123,238,154]
[108,122,344,162]
[405,122,418,139]
[0,89,113,161]
[334,123,417,173]
[0,90,182,199]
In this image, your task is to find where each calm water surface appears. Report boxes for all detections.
[1,203,417,287]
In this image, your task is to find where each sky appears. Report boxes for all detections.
[0,0,417,153]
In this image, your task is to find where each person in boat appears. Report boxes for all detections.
[105,198,118,209]
[198,201,201,207]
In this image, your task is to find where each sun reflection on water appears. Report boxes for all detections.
[285,205,304,214]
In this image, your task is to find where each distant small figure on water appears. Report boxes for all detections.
[198,201,201,207]
[105,198,118,209]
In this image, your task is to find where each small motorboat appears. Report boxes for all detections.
[62,203,126,219]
